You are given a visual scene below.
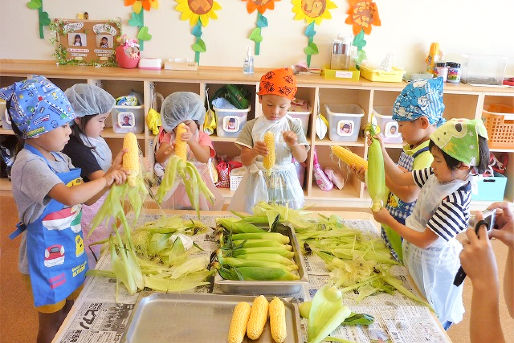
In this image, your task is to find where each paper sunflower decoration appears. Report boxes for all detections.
[345,0,381,35]
[125,0,159,50]
[176,0,222,64]
[26,0,51,39]
[243,0,280,56]
[292,0,337,67]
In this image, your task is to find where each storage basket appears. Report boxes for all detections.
[372,106,403,144]
[482,104,514,149]
[325,104,364,142]
[229,167,245,191]
[214,107,250,138]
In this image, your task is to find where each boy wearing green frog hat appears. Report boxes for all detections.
[372,118,490,330]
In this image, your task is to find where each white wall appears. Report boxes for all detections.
[1,0,513,75]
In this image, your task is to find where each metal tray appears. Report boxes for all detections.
[214,225,309,296]
[122,292,302,343]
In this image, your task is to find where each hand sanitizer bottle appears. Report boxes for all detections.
[243,46,254,74]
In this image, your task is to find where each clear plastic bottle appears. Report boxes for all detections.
[243,46,254,74]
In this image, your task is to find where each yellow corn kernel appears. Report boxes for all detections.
[174,123,188,161]
[228,302,251,343]
[263,131,275,170]
[122,132,139,187]
[269,297,287,343]
[331,145,368,170]
[246,295,269,340]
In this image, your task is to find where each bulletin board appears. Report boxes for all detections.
[51,19,121,66]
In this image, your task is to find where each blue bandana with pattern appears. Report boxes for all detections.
[0,75,75,139]
[392,77,446,127]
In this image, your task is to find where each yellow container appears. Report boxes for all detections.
[322,68,360,81]
[360,66,405,82]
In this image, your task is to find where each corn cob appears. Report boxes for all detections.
[247,295,269,340]
[331,146,368,170]
[269,297,287,343]
[174,123,188,161]
[228,302,251,343]
[263,131,275,171]
[123,132,139,187]
[366,137,386,212]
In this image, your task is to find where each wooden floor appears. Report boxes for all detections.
[0,194,512,343]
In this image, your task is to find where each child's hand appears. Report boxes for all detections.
[108,149,126,172]
[180,125,194,143]
[488,202,514,249]
[283,131,298,147]
[367,132,384,148]
[460,226,499,289]
[372,207,392,224]
[104,169,127,186]
[351,165,366,182]
[253,141,268,156]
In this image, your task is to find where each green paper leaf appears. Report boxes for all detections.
[353,29,367,51]
[27,0,42,10]
[192,39,206,53]
[192,22,202,37]
[39,11,50,26]
[304,42,319,55]
[249,28,262,43]
[128,11,144,27]
[257,13,268,28]
[137,26,152,41]
[356,50,367,65]
[305,22,316,37]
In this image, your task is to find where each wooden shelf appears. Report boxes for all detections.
[0,178,12,191]
[210,135,237,143]
[307,183,361,200]
[102,128,145,139]
[0,128,14,135]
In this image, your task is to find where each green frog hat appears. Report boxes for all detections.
[430,118,488,166]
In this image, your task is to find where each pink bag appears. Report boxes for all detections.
[313,149,333,191]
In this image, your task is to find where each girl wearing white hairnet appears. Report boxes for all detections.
[63,83,125,268]
[155,92,223,210]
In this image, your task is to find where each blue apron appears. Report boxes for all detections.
[10,144,88,307]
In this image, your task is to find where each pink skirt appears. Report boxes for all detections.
[80,193,109,269]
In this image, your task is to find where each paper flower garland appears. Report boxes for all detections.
[125,0,159,50]
[345,0,381,35]
[292,0,337,67]
[176,0,222,64]
[243,0,280,56]
[26,0,51,39]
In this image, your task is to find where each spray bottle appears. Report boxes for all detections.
[243,46,254,74]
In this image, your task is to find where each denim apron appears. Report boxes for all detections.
[10,144,88,307]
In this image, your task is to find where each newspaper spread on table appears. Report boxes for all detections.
[53,214,450,343]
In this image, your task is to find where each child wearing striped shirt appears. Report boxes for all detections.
[372,118,490,330]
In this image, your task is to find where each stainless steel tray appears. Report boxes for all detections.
[122,292,302,343]
[214,225,309,296]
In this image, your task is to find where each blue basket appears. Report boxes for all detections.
[472,175,508,201]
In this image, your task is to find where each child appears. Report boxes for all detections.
[0,76,126,343]
[62,83,123,268]
[355,78,446,261]
[154,92,223,210]
[100,36,109,48]
[229,68,309,213]
[372,118,490,329]
[73,34,83,46]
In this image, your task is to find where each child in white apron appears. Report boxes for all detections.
[229,68,309,213]
[154,92,223,210]
[372,119,490,329]
[2,76,126,343]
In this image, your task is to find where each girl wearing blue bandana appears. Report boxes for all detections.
[0,76,127,343]
[373,118,490,330]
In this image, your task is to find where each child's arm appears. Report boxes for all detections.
[155,142,173,164]
[373,208,438,248]
[86,150,126,204]
[379,139,416,187]
[385,174,420,203]
[283,131,307,163]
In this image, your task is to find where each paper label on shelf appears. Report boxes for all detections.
[335,71,353,79]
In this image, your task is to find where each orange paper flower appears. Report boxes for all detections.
[124,0,159,14]
[345,0,381,35]
[243,0,280,14]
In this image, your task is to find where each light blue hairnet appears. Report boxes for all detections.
[65,84,115,117]
[161,92,205,132]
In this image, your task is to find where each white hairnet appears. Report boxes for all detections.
[65,84,115,117]
[161,92,205,132]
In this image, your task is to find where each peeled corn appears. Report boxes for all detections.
[247,295,269,340]
[263,131,275,171]
[331,146,368,170]
[228,302,251,343]
[269,297,287,343]
[174,123,188,161]
[123,132,139,187]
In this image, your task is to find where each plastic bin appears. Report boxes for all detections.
[325,104,364,142]
[0,100,12,130]
[472,175,507,201]
[214,107,250,138]
[111,105,145,134]
[360,65,405,82]
[372,106,403,144]
[229,167,245,191]
[288,102,311,135]
[482,104,514,149]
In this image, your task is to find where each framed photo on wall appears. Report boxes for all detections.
[51,19,121,66]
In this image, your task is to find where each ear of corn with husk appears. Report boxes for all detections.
[365,120,386,212]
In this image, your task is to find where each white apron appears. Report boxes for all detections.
[229,116,304,214]
[403,174,468,324]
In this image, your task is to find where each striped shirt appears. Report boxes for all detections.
[413,168,471,241]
